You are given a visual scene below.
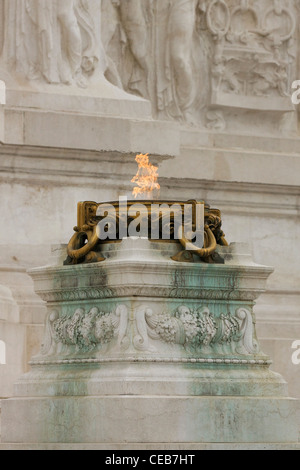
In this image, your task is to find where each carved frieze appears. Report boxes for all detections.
[41,304,129,355]
[40,303,259,358]
[0,0,106,87]
[0,0,298,130]
[102,0,298,128]
[209,0,296,112]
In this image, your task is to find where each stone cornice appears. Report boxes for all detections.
[29,258,272,303]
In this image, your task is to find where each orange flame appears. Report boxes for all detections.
[131,153,160,199]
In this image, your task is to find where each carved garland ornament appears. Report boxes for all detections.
[41,304,129,355]
[144,306,259,355]
[41,304,259,357]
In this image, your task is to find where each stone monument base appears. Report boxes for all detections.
[1,240,299,446]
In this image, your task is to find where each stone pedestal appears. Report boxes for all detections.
[1,240,299,445]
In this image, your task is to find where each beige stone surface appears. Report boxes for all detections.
[1,443,300,450]
[2,108,179,156]
[2,396,299,444]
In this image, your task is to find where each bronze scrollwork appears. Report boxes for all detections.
[64,200,228,265]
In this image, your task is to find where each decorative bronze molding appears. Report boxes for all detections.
[64,200,228,265]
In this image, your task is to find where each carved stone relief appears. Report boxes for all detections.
[102,0,298,130]
[102,0,211,125]
[41,303,259,358]
[144,305,259,355]
[41,304,129,355]
[209,1,296,102]
[0,1,298,130]
[0,0,106,88]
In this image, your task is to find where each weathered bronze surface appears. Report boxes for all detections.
[64,200,228,265]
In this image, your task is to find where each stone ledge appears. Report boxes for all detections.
[181,129,300,155]
[166,146,300,187]
[1,108,180,156]
[5,84,152,118]
[15,363,285,398]
[1,443,300,450]
[1,396,299,444]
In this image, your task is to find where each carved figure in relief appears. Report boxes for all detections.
[156,0,207,122]
[1,0,106,87]
[101,0,150,97]
[119,0,150,97]
[102,0,209,123]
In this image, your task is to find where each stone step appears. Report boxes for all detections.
[1,396,299,445]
